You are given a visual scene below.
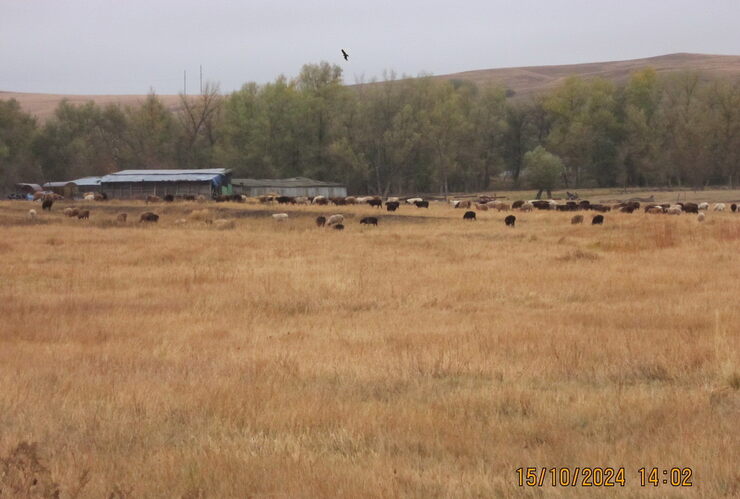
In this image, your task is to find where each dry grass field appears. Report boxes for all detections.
[1,191,739,497]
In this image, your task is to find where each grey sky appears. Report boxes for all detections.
[1,0,738,94]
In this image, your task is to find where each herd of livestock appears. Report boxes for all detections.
[15,190,740,229]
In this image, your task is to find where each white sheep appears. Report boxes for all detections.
[520,202,534,212]
[697,212,705,222]
[312,196,327,204]
[28,209,37,219]
[666,206,682,215]
[713,203,726,212]
[406,197,423,204]
[326,214,344,226]
[272,213,289,221]
[698,202,709,210]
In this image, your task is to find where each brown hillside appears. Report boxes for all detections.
[0,91,182,122]
[434,52,740,95]
[2,53,739,121]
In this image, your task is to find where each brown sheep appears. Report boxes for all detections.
[495,203,510,211]
[139,212,159,222]
[571,215,584,224]
[146,195,161,204]
[77,210,90,219]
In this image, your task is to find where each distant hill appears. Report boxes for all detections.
[2,53,739,121]
[0,91,182,122]
[432,53,740,96]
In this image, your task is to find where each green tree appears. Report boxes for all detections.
[522,146,564,198]
[0,99,39,188]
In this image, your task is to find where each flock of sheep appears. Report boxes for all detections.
[21,192,739,230]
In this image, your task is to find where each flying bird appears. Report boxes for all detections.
[341,49,349,61]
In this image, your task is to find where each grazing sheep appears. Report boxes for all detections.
[712,203,726,212]
[571,215,584,224]
[139,212,158,222]
[196,195,207,203]
[455,200,472,209]
[475,203,489,211]
[386,197,400,203]
[512,200,525,209]
[367,198,383,208]
[463,211,476,221]
[386,201,400,212]
[344,196,357,205]
[697,212,705,222]
[647,206,664,214]
[276,196,296,204]
[666,206,682,215]
[312,195,328,205]
[495,203,510,211]
[163,194,174,202]
[63,207,77,217]
[272,213,289,221]
[520,202,533,212]
[316,216,327,227]
[83,193,95,201]
[77,210,90,220]
[42,199,53,211]
[681,202,699,213]
[360,216,378,226]
[145,195,161,204]
[174,218,187,225]
[730,203,737,212]
[116,213,128,223]
[332,223,345,231]
[406,197,423,204]
[698,202,709,210]
[590,204,611,212]
[28,209,37,219]
[414,200,429,208]
[326,214,344,226]
[592,214,604,225]
[504,215,516,227]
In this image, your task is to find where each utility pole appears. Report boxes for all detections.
[200,65,203,95]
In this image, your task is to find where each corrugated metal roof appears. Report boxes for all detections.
[232,177,343,188]
[43,181,75,188]
[16,183,43,191]
[113,169,228,175]
[100,169,230,184]
[71,176,101,186]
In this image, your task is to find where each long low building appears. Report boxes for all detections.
[232,177,346,198]
[100,169,232,199]
[43,177,102,198]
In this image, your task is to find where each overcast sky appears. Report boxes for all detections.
[1,0,738,95]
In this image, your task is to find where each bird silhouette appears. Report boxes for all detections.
[341,49,349,61]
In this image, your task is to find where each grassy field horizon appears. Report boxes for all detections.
[1,195,738,497]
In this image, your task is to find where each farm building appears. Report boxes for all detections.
[15,183,43,196]
[43,181,77,198]
[43,177,102,198]
[100,169,232,199]
[72,176,103,193]
[232,177,347,197]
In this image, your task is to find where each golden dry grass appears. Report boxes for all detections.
[0,195,738,498]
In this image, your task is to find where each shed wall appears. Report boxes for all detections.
[236,185,347,197]
[102,181,214,199]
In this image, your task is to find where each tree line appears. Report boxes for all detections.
[1,63,739,194]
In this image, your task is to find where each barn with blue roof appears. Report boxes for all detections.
[99,169,232,199]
